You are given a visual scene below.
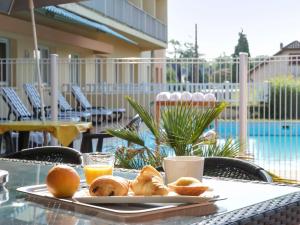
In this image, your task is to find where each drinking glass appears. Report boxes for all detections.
[82,153,115,185]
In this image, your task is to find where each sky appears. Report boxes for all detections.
[168,0,300,58]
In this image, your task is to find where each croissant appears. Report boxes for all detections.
[89,175,129,196]
[168,177,209,196]
[131,165,169,196]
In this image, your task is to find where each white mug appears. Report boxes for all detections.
[163,156,205,184]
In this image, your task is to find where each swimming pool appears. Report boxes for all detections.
[103,120,300,179]
[215,121,300,167]
[105,121,298,156]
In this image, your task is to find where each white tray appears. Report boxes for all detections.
[74,189,219,204]
[17,183,224,222]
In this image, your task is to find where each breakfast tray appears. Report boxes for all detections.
[17,183,222,222]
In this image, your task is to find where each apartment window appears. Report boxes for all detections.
[40,46,49,84]
[69,54,80,84]
[95,57,103,83]
[33,46,50,83]
[115,62,122,84]
[129,64,134,83]
[0,38,9,84]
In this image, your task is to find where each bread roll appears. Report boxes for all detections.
[89,175,129,196]
[168,177,209,196]
[131,165,168,196]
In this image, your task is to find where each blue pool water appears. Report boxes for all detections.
[103,121,300,179]
[215,121,300,162]
[104,121,300,162]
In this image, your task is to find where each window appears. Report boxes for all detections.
[0,38,9,84]
[115,62,122,84]
[95,57,102,84]
[40,46,49,83]
[69,54,80,84]
[33,46,50,83]
[289,54,300,65]
[129,64,134,83]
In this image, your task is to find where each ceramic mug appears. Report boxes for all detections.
[163,156,205,184]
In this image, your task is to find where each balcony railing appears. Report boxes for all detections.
[80,0,168,43]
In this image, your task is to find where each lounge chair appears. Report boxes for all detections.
[71,85,125,122]
[58,92,92,121]
[23,83,84,121]
[0,87,52,152]
[80,114,141,153]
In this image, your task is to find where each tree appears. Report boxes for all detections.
[168,39,181,59]
[233,30,250,57]
[232,30,251,83]
[211,54,233,83]
[168,40,204,83]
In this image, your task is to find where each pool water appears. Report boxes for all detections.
[103,121,300,165]
[102,121,300,179]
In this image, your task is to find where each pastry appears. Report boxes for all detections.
[131,165,169,196]
[89,175,129,196]
[168,177,209,196]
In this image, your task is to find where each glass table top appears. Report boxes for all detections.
[0,158,299,225]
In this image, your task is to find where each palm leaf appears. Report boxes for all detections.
[125,96,160,140]
[115,147,164,169]
[193,138,240,157]
[160,102,228,155]
[190,102,228,143]
[106,128,146,148]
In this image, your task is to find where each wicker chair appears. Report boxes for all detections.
[80,114,142,153]
[203,157,272,182]
[156,157,272,182]
[2,146,82,165]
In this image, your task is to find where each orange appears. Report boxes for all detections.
[46,165,80,198]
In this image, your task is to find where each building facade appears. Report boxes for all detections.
[250,41,300,83]
[0,0,168,87]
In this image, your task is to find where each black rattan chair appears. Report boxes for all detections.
[203,157,272,182]
[80,114,141,153]
[2,146,82,164]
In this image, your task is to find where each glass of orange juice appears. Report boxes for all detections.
[82,153,115,185]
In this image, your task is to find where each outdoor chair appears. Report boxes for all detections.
[80,114,141,153]
[156,157,272,182]
[23,83,81,121]
[203,157,272,182]
[58,92,91,121]
[1,87,33,121]
[71,85,125,123]
[0,87,63,152]
[2,146,82,164]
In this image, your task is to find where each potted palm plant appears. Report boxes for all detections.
[107,96,239,169]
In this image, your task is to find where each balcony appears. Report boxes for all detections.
[79,0,168,43]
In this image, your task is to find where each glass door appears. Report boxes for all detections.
[0,38,9,84]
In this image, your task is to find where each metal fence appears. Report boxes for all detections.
[0,55,300,181]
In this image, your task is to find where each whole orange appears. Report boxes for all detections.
[46,165,80,198]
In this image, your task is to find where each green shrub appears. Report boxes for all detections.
[265,76,300,119]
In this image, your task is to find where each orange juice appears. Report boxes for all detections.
[84,165,113,185]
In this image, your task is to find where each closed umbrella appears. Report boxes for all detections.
[0,0,83,121]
